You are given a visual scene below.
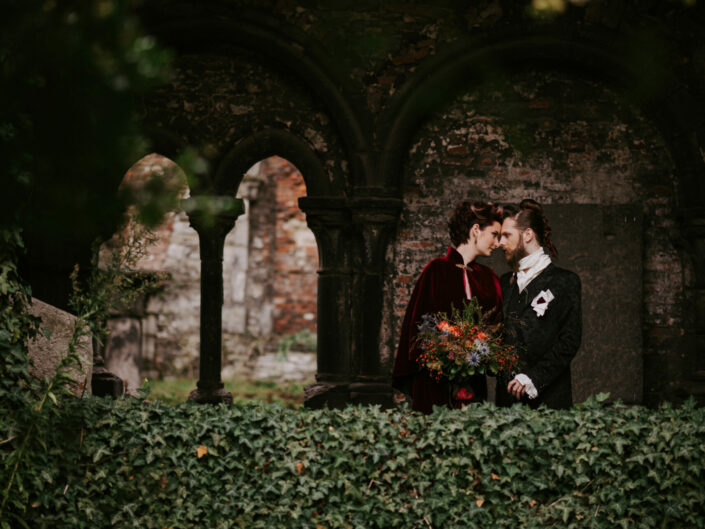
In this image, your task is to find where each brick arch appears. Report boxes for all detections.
[378,31,705,405]
[214,128,343,199]
[378,32,704,207]
[142,8,372,190]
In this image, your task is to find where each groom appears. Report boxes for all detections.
[496,199,582,410]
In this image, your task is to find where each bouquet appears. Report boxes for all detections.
[415,297,519,403]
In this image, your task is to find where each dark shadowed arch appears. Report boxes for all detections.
[141,125,187,167]
[140,5,373,190]
[377,28,705,406]
[214,128,341,199]
[378,30,705,208]
[213,127,359,407]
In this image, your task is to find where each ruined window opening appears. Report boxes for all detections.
[101,154,318,401]
[225,156,318,391]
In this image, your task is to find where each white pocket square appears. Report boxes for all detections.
[531,289,555,317]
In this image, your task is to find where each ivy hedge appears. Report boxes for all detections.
[6,395,704,529]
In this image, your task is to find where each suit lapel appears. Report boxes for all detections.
[503,275,520,318]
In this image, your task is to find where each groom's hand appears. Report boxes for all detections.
[507,378,527,400]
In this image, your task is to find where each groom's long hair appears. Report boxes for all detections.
[504,199,558,257]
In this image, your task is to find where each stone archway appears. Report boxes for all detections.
[214,130,355,407]
[377,33,703,405]
[98,153,189,394]
[220,156,318,386]
[131,2,704,407]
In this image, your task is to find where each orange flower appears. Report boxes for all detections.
[196,445,208,459]
[437,320,451,331]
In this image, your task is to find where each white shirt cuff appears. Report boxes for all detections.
[514,374,538,399]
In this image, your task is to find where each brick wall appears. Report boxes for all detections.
[269,156,318,334]
[379,70,681,404]
[129,0,704,404]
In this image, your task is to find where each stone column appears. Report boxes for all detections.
[298,196,353,408]
[349,196,402,406]
[184,196,245,404]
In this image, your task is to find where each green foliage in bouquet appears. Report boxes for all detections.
[415,297,519,383]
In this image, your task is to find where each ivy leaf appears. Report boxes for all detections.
[92,445,111,463]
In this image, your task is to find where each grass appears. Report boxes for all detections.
[147,378,307,407]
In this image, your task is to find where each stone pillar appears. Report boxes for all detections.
[298,196,353,408]
[184,196,245,404]
[349,196,402,406]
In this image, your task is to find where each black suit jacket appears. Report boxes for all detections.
[496,263,582,410]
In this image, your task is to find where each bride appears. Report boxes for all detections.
[392,201,504,414]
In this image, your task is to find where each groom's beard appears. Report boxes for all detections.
[505,238,528,273]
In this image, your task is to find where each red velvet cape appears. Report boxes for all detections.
[392,247,503,414]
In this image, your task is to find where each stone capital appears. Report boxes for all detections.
[298,196,353,271]
[183,196,245,236]
[350,196,402,225]
[297,196,349,225]
[183,196,245,263]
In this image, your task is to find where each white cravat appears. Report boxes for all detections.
[516,247,552,293]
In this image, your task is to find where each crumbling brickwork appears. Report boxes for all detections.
[59,0,704,406]
[267,157,318,334]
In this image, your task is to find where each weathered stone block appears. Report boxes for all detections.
[252,352,316,382]
[27,298,92,396]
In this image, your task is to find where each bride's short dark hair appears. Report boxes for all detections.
[448,201,503,246]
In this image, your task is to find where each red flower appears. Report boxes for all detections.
[454,387,475,401]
